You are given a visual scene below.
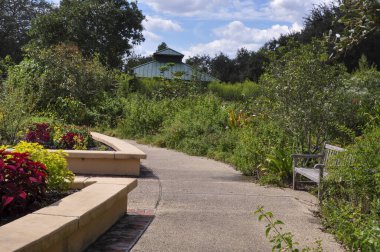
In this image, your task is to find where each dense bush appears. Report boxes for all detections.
[118,94,176,138]
[208,80,261,101]
[0,150,47,216]
[0,84,35,145]
[13,141,74,191]
[231,120,290,176]
[261,40,348,152]
[321,127,380,251]
[158,95,228,155]
[134,76,207,100]
[6,45,117,125]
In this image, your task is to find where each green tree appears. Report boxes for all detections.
[6,44,116,124]
[261,40,347,152]
[28,0,145,68]
[210,53,236,82]
[186,54,212,74]
[0,0,52,62]
[157,42,168,51]
[333,0,380,54]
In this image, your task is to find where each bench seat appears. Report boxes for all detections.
[292,143,346,200]
[294,167,327,183]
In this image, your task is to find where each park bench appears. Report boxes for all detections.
[292,143,346,199]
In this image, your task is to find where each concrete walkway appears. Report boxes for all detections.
[126,141,343,252]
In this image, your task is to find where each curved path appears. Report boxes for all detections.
[94,141,343,251]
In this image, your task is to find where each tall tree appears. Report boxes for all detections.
[157,42,168,51]
[186,55,212,74]
[28,0,145,68]
[210,53,236,82]
[0,0,52,62]
[333,0,380,54]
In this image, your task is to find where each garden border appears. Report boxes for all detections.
[0,176,137,252]
[50,132,147,176]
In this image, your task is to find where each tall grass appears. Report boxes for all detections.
[208,80,261,101]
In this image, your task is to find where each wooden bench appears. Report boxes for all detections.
[292,143,346,199]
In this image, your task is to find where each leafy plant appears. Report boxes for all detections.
[321,126,380,251]
[24,123,52,146]
[255,206,323,252]
[0,150,47,216]
[13,141,74,191]
[0,84,36,145]
[261,40,347,153]
[260,148,293,186]
[208,80,261,101]
[118,94,176,138]
[227,109,253,129]
[6,44,116,125]
[59,132,85,150]
[23,122,94,150]
[232,120,289,176]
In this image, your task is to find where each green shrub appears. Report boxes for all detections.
[0,84,35,145]
[135,77,207,100]
[159,95,228,155]
[259,148,293,186]
[13,141,74,191]
[232,120,290,176]
[321,127,380,251]
[208,80,260,101]
[118,94,176,138]
[6,44,116,125]
[261,40,347,152]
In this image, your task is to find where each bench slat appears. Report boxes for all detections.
[295,168,327,183]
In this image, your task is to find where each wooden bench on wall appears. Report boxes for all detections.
[292,143,346,199]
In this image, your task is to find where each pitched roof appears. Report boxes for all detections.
[153,48,184,57]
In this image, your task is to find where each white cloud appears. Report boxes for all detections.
[262,0,332,22]
[143,16,183,32]
[183,39,262,59]
[184,21,302,58]
[140,0,235,17]
[214,20,301,44]
[142,30,161,41]
[140,0,332,23]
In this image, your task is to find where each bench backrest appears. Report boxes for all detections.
[322,143,346,168]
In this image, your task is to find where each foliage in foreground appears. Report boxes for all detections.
[321,126,380,251]
[254,206,323,252]
[12,141,74,191]
[0,150,47,216]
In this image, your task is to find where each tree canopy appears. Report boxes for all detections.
[0,0,52,62]
[28,0,145,68]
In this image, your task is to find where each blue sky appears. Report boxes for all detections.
[50,0,332,58]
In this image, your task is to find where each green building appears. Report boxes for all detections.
[132,48,217,82]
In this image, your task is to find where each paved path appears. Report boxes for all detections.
[91,141,343,252]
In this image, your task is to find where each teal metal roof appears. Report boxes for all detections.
[154,48,184,57]
[132,60,217,82]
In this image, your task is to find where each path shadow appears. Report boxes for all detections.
[139,165,159,179]
[86,211,155,252]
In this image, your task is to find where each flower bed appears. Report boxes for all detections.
[23,122,111,151]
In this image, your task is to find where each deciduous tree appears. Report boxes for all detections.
[0,0,51,62]
[28,0,145,68]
